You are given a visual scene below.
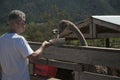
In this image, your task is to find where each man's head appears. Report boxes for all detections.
[8,10,26,34]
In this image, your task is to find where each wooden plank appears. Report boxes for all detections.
[60,32,120,39]
[97,33,120,38]
[43,46,120,68]
[29,42,120,68]
[77,18,92,29]
[89,23,96,38]
[74,71,81,80]
[31,58,80,71]
[80,71,120,80]
[89,24,93,38]
[92,23,96,38]
[63,33,93,39]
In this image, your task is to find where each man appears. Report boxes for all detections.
[0,10,51,80]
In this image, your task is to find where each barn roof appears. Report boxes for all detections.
[92,16,120,26]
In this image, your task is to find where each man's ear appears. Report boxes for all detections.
[14,21,20,27]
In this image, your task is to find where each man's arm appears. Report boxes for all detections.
[27,41,51,61]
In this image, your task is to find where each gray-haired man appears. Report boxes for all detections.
[0,10,51,80]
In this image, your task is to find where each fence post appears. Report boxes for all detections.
[74,64,83,80]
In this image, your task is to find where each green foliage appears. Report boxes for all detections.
[66,40,80,46]
[0,25,8,36]
[0,0,120,41]
[0,0,119,24]
[87,39,106,47]
[23,22,52,41]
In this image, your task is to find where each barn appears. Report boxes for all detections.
[60,16,120,47]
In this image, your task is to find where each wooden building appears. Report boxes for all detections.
[59,16,120,47]
[61,16,120,39]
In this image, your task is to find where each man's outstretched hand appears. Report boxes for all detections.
[41,41,52,48]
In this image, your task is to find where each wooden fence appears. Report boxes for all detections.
[29,41,120,80]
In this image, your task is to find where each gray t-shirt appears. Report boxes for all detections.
[0,33,33,80]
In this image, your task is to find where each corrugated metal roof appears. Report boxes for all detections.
[92,16,120,26]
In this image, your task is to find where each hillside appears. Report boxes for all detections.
[0,0,120,25]
[0,0,120,41]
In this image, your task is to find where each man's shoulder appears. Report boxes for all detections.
[14,34,27,43]
[14,34,24,39]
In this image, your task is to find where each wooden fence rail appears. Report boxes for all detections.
[29,41,120,80]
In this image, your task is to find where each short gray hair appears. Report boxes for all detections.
[8,10,25,22]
